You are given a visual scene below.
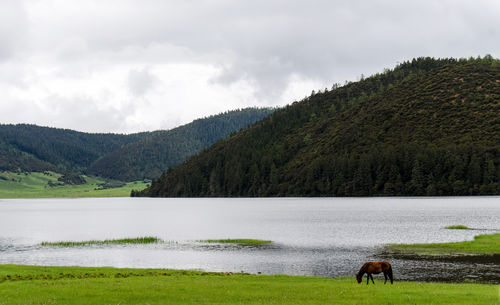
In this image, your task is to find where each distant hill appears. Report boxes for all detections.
[87,108,275,181]
[137,56,500,197]
[0,124,148,172]
[0,108,275,182]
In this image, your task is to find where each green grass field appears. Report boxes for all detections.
[0,265,497,305]
[0,171,148,198]
[387,233,500,255]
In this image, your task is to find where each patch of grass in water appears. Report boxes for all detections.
[199,239,272,245]
[40,237,161,247]
[386,233,500,255]
[444,225,470,230]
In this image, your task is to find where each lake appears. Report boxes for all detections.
[0,197,499,282]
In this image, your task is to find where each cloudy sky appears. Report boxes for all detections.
[0,0,499,133]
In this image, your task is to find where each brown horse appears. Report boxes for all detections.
[356,261,393,285]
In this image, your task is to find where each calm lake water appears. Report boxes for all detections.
[0,197,499,282]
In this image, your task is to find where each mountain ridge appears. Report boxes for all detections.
[87,108,275,181]
[0,108,274,181]
[137,57,500,197]
[0,124,147,172]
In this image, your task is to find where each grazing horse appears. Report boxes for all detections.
[356,261,393,285]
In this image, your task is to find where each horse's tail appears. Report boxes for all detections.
[388,265,393,284]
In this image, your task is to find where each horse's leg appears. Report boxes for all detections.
[369,273,375,284]
[384,272,387,284]
[366,273,370,285]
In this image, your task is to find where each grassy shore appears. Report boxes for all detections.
[386,233,500,255]
[0,265,496,305]
[0,171,148,198]
[40,237,161,247]
[200,239,272,245]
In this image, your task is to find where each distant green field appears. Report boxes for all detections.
[0,265,496,305]
[0,171,148,198]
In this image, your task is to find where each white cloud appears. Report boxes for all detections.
[0,0,28,61]
[0,0,499,133]
[126,67,159,97]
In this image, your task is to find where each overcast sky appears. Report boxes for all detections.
[0,0,499,133]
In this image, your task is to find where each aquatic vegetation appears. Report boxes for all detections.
[199,239,272,245]
[386,233,500,255]
[40,237,161,247]
[444,225,470,230]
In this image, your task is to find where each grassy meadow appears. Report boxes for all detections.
[0,265,497,305]
[387,233,500,255]
[0,171,148,198]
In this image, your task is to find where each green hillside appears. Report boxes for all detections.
[0,108,274,196]
[137,57,500,197]
[0,143,56,172]
[0,124,149,172]
[0,171,148,198]
[87,108,275,181]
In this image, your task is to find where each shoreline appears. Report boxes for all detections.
[378,233,500,284]
[0,264,496,304]
[383,233,500,256]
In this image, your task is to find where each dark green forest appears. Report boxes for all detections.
[0,124,148,172]
[137,56,500,197]
[0,108,274,181]
[87,108,275,181]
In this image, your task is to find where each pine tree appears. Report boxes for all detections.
[410,160,425,195]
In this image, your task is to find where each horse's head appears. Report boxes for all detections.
[356,272,362,284]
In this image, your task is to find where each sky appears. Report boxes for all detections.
[0,0,499,134]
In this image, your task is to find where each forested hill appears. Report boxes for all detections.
[1,108,274,180]
[0,124,149,172]
[137,57,500,197]
[87,108,275,181]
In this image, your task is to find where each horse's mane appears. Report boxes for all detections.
[359,262,370,272]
